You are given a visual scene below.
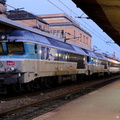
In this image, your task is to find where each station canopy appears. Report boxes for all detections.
[72,0,120,45]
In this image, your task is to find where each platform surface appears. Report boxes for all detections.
[33,79,120,120]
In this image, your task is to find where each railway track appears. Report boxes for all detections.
[0,75,120,120]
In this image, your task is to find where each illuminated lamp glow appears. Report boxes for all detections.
[39,50,42,54]
[110,60,120,64]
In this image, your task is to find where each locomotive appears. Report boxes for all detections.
[0,29,119,93]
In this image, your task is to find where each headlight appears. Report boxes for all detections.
[5,67,16,72]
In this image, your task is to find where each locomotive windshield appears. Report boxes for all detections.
[6,42,24,54]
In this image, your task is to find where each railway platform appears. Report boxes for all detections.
[33,79,120,120]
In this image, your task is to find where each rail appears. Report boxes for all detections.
[0,75,119,119]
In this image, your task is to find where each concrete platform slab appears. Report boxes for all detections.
[33,80,120,120]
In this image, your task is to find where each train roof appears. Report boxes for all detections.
[104,57,120,64]
[0,29,108,61]
[0,17,108,61]
[0,30,106,60]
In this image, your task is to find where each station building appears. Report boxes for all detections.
[38,14,92,49]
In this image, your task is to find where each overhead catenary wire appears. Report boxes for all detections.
[47,0,68,15]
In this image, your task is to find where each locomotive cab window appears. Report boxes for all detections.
[7,42,25,54]
[0,43,3,53]
[0,43,8,54]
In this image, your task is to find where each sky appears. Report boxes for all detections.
[6,0,120,60]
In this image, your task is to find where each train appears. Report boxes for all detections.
[0,29,120,93]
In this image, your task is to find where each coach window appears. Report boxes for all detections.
[64,52,68,61]
[41,47,46,60]
[102,61,107,69]
[46,47,51,60]
[108,62,111,67]
[93,58,97,65]
[46,48,58,61]
[37,46,41,59]
[34,44,37,53]
[58,50,67,61]
[77,55,84,69]
[87,56,90,63]
[54,50,59,61]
